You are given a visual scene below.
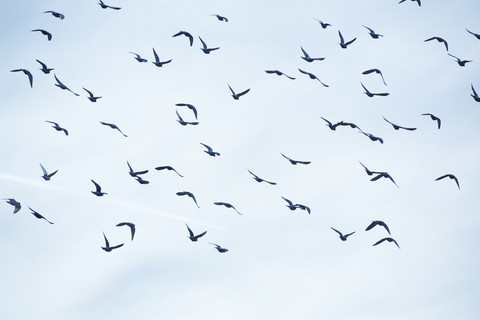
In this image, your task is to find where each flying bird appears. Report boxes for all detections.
[116,222,136,240]
[152,48,172,67]
[3,198,21,214]
[54,74,79,96]
[366,220,391,235]
[447,54,472,67]
[398,0,421,7]
[211,14,228,22]
[265,70,296,80]
[248,170,277,185]
[36,59,54,74]
[209,243,228,253]
[186,224,207,242]
[213,202,242,215]
[129,52,147,62]
[101,233,124,252]
[424,36,448,51]
[370,172,399,187]
[421,113,441,129]
[228,84,250,100]
[362,68,387,86]
[154,166,184,177]
[175,103,198,119]
[40,163,58,181]
[172,31,194,46]
[45,120,68,136]
[373,237,400,249]
[358,129,384,144]
[435,174,460,190]
[28,207,54,224]
[313,18,331,29]
[466,28,480,40]
[200,143,220,156]
[176,191,200,208]
[198,36,220,54]
[281,196,310,214]
[331,227,355,241]
[383,116,417,131]
[91,180,107,196]
[320,117,339,130]
[361,82,389,97]
[10,69,33,88]
[363,25,383,39]
[100,121,128,137]
[298,69,329,87]
[338,30,356,48]
[31,29,52,41]
[127,161,148,177]
[176,110,199,126]
[98,0,121,10]
[134,176,149,184]
[470,84,480,102]
[300,47,325,62]
[83,88,102,102]
[44,10,65,19]
[281,153,311,165]
[335,121,359,130]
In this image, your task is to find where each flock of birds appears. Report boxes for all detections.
[4,2,478,254]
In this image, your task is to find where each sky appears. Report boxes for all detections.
[1,0,480,319]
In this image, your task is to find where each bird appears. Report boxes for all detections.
[421,113,441,129]
[424,36,448,51]
[361,82,389,97]
[264,70,296,80]
[198,36,220,54]
[466,28,480,40]
[281,197,310,214]
[10,69,33,88]
[363,25,383,39]
[338,30,356,48]
[321,117,339,130]
[312,18,331,29]
[213,202,242,215]
[31,29,52,41]
[331,227,355,241]
[36,59,54,74]
[358,129,384,144]
[211,14,228,22]
[248,170,277,185]
[228,84,250,100]
[175,103,198,119]
[54,74,79,96]
[280,153,311,165]
[200,143,220,156]
[100,121,128,137]
[335,121,359,130]
[3,198,21,213]
[83,88,102,102]
[176,191,200,208]
[435,174,460,190]
[398,0,421,7]
[383,116,417,131]
[129,52,147,63]
[134,176,149,184]
[209,243,228,253]
[40,163,58,181]
[116,222,136,240]
[373,237,400,249]
[127,161,149,177]
[45,120,68,136]
[154,166,184,178]
[298,69,329,87]
[152,48,172,67]
[172,31,194,46]
[370,172,399,188]
[365,221,391,235]
[447,54,472,67]
[44,10,65,19]
[98,0,121,10]
[91,180,107,196]
[300,47,325,62]
[362,68,387,86]
[28,207,54,224]
[176,110,199,126]
[470,84,480,102]
[101,233,124,252]
[186,224,207,242]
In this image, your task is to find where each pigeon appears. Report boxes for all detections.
[40,163,58,181]
[100,121,128,137]
[383,116,417,131]
[186,224,207,242]
[281,197,310,214]
[134,176,149,184]
[363,25,383,39]
[358,129,384,144]
[172,31,194,46]
[466,28,480,40]
[447,54,472,67]
[213,202,242,215]
[398,0,421,7]
[154,166,184,178]
[91,180,107,196]
[198,36,220,54]
[313,19,331,29]
[98,0,121,10]
[300,47,325,62]
[470,84,480,102]
[365,220,391,235]
[228,84,250,100]
[3,198,21,213]
[46,120,68,136]
[338,30,356,48]
[130,52,147,62]
[421,113,441,129]
[152,48,172,67]
[298,69,329,87]
[361,82,389,97]
[435,174,460,190]
[211,14,228,22]
[176,191,200,208]
[176,110,199,126]
[373,237,400,249]
[10,69,33,88]
[44,10,65,19]
[28,207,54,224]
[280,153,311,165]
[83,88,102,102]
[370,172,399,187]
[265,70,296,80]
[248,170,277,185]
[424,36,448,51]
[116,222,136,240]
[321,117,339,130]
[175,103,198,119]
[331,227,355,241]
[127,161,148,177]
[200,143,220,156]
[101,233,124,252]
[31,29,52,41]
[36,59,54,74]
[362,68,387,86]
[54,74,79,96]
[209,243,228,253]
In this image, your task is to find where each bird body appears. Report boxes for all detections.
[199,36,219,54]
[46,120,68,136]
[200,143,220,156]
[248,170,277,185]
[383,116,417,131]
[152,48,172,67]
[101,233,124,252]
[366,221,391,235]
[373,237,400,249]
[186,224,207,241]
[127,161,148,177]
[172,31,193,46]
[281,153,310,165]
[54,74,79,96]
[91,180,107,196]
[83,88,102,102]
[3,198,21,213]
[361,82,389,97]
[130,52,147,62]
[338,30,356,48]
[228,84,250,100]
[298,69,329,87]
[331,227,355,241]
[210,243,228,252]
[116,222,136,240]
[36,59,54,74]
[300,47,325,62]
[28,207,54,224]
[213,202,241,215]
[421,113,441,129]
[10,69,33,88]
[265,70,295,80]
[44,10,65,19]
[176,191,200,208]
[211,14,228,22]
[98,0,121,10]
[435,174,460,190]
[32,29,52,41]
[363,26,383,39]
[100,121,128,137]
[176,110,199,126]
[155,166,183,177]
[40,163,58,180]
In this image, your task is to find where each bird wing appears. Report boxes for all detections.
[186,224,194,237]
[176,110,184,122]
[198,36,207,49]
[91,180,102,192]
[237,88,250,97]
[200,143,213,152]
[40,163,48,175]
[83,87,94,97]
[281,196,293,205]
[435,174,449,181]
[331,227,343,237]
[372,238,387,246]
[363,25,375,33]
[338,31,344,44]
[152,48,159,63]
[360,82,370,94]
[300,46,310,59]
[195,231,207,239]
[344,38,356,46]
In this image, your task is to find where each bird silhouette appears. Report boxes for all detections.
[447,54,472,67]
[421,113,441,129]
[98,0,121,10]
[248,170,277,185]
[211,14,228,22]
[54,74,79,96]
[331,227,355,241]
[470,84,480,102]
[3,198,21,213]
[130,52,147,62]
[152,48,172,67]
[36,59,54,74]
[265,70,296,80]
[424,36,448,51]
[176,191,200,208]
[366,220,391,235]
[176,110,199,126]
[363,25,383,39]
[186,224,207,242]
[200,143,220,156]
[209,243,228,253]
[134,176,149,184]
[172,31,194,46]
[101,233,124,252]
[198,36,220,54]
[100,121,128,137]
[127,161,149,177]
[281,197,310,214]
[228,84,250,100]
[358,129,384,144]
[91,180,107,196]
[44,10,65,19]
[46,120,68,136]
[116,222,136,240]
[370,172,399,187]
[155,166,184,177]
[362,68,387,86]
[10,69,33,88]
[31,29,52,41]
[83,88,102,102]
[300,47,325,62]
[338,30,356,48]
[40,163,58,181]
[373,237,400,249]
[383,116,417,131]
[335,121,359,130]
[313,18,331,29]
[281,153,311,165]
[435,174,460,190]
[175,103,198,119]
[298,69,329,87]
[361,82,389,97]
[28,207,54,224]
[398,0,421,7]
[213,202,242,215]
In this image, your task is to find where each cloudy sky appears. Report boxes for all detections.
[1,0,480,319]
